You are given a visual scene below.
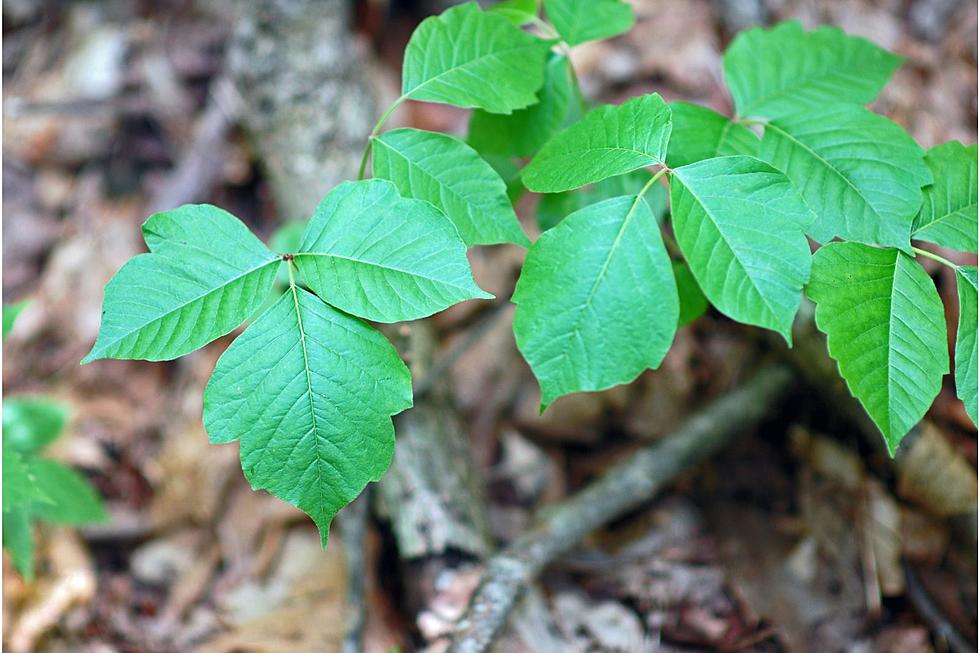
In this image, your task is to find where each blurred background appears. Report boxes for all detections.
[2,1,977,652]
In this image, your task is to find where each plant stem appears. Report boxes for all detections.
[447,365,795,653]
[565,54,589,114]
[662,230,682,259]
[527,17,587,114]
[644,166,669,193]
[530,16,559,40]
[356,95,406,181]
[912,246,959,270]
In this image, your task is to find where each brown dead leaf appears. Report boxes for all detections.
[198,529,346,653]
[897,423,978,516]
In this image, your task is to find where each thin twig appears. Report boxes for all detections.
[448,365,795,653]
[904,560,976,653]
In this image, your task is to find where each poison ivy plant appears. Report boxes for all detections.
[759,105,931,251]
[401,2,551,113]
[85,1,978,548]
[666,102,759,168]
[372,128,529,246]
[723,21,902,119]
[536,170,668,231]
[203,287,412,546]
[673,262,708,327]
[86,179,490,543]
[4,306,107,578]
[912,141,979,253]
[522,93,672,192]
[670,156,814,342]
[81,205,281,363]
[468,53,574,158]
[955,267,979,425]
[807,243,949,453]
[489,0,538,26]
[513,190,677,408]
[542,0,634,46]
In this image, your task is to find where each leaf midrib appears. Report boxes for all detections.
[288,284,325,521]
[885,252,900,441]
[547,193,651,373]
[404,38,543,102]
[737,61,882,117]
[765,122,879,216]
[374,137,496,216]
[674,174,784,325]
[293,252,476,293]
[92,258,279,358]
[914,201,979,234]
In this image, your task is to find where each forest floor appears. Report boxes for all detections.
[2,1,977,652]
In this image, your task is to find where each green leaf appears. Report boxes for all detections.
[488,0,538,25]
[372,128,529,247]
[912,141,978,253]
[666,102,759,168]
[28,459,107,524]
[522,93,672,193]
[543,0,635,46]
[82,205,281,363]
[480,153,526,203]
[673,261,708,327]
[3,445,47,512]
[468,53,574,158]
[806,242,948,454]
[670,156,814,341]
[3,301,29,340]
[513,194,678,408]
[2,398,68,454]
[955,266,978,425]
[203,286,413,545]
[3,507,35,579]
[536,190,583,232]
[723,21,902,119]
[536,170,668,231]
[401,2,552,113]
[294,180,492,323]
[760,105,931,252]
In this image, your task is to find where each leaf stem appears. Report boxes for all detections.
[530,16,559,40]
[357,95,406,181]
[286,257,298,287]
[564,51,589,114]
[912,246,959,270]
[662,230,682,259]
[644,167,669,194]
[648,168,682,258]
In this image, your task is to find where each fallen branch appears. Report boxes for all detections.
[447,365,794,653]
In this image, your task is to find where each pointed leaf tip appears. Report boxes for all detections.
[203,287,412,542]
